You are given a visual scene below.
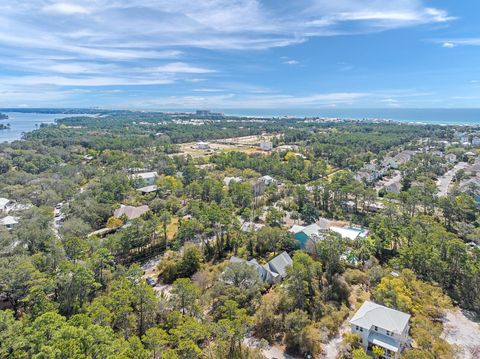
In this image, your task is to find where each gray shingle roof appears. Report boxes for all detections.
[264,251,292,278]
[229,251,292,283]
[114,205,150,219]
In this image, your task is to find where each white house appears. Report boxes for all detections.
[196,141,210,150]
[350,301,410,359]
[254,175,278,195]
[260,141,273,151]
[472,137,480,146]
[0,215,19,230]
[0,198,12,213]
[134,172,158,187]
[258,175,276,185]
[229,251,292,284]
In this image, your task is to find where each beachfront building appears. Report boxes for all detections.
[350,301,411,359]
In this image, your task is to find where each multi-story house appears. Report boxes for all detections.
[350,301,410,359]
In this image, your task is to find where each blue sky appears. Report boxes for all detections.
[0,0,479,109]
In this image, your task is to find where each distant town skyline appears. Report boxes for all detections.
[1,1,480,109]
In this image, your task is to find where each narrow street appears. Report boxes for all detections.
[436,162,468,196]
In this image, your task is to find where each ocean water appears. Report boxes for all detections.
[1,109,480,144]
[0,112,94,143]
[214,108,480,125]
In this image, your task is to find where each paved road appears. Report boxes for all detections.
[436,162,468,196]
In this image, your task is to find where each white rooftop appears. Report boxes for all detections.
[330,226,366,240]
[135,171,158,179]
[0,198,11,209]
[136,185,158,193]
[260,175,275,182]
[0,216,19,226]
[289,223,322,237]
[350,301,410,335]
[289,224,305,234]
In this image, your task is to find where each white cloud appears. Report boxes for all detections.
[126,92,369,109]
[437,38,480,48]
[193,88,224,92]
[152,62,215,74]
[381,98,401,107]
[0,0,455,106]
[0,75,174,87]
[43,3,91,15]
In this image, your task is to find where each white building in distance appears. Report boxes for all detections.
[196,142,210,150]
[133,172,158,187]
[260,141,273,151]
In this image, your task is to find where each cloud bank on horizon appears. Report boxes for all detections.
[0,0,479,109]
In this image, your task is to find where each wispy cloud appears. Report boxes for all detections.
[43,3,91,15]
[0,0,455,107]
[442,42,456,48]
[124,92,370,109]
[436,38,480,48]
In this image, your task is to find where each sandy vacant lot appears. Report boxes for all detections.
[441,309,480,359]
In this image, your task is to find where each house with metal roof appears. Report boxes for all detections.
[350,301,410,358]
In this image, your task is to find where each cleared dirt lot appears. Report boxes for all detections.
[170,134,280,159]
[441,309,480,359]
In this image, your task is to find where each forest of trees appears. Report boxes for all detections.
[0,112,479,358]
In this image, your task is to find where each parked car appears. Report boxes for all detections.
[146,277,156,286]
